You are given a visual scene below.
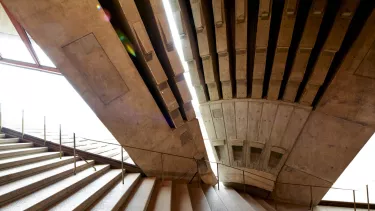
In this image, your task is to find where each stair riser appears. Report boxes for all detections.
[0,148,47,159]
[111,175,141,210]
[0,153,60,170]
[0,135,6,138]
[73,173,121,211]
[28,165,110,211]
[0,162,94,206]
[0,143,33,151]
[0,158,76,185]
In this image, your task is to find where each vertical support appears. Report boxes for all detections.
[59,124,62,159]
[22,110,24,138]
[73,133,76,175]
[44,116,46,146]
[367,185,370,211]
[196,160,200,188]
[243,170,245,193]
[217,162,220,190]
[161,153,164,183]
[121,146,124,184]
[0,103,2,131]
[353,190,356,211]
[310,186,313,211]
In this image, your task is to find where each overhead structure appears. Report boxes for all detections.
[171,0,375,205]
[3,0,375,207]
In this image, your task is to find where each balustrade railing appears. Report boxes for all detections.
[0,103,373,210]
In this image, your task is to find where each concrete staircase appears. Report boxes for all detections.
[0,133,280,210]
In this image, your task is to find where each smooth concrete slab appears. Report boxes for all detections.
[91,173,141,211]
[188,184,211,211]
[0,138,18,144]
[173,183,193,211]
[50,168,120,210]
[0,156,75,184]
[0,143,33,151]
[0,160,94,205]
[123,177,157,211]
[0,152,60,170]
[0,164,108,211]
[0,147,48,159]
[147,180,172,211]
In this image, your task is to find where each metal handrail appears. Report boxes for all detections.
[0,105,372,209]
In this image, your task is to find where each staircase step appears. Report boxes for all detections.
[202,184,227,211]
[240,194,267,211]
[0,147,48,159]
[91,173,141,210]
[0,156,75,185]
[147,180,172,211]
[0,134,5,138]
[0,151,60,170]
[0,138,18,144]
[215,186,256,211]
[188,185,211,211]
[50,168,121,210]
[0,160,94,205]
[0,142,33,151]
[255,198,276,211]
[123,177,157,211]
[172,183,193,211]
[0,164,109,210]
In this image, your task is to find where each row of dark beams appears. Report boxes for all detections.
[100,0,196,128]
[171,0,373,106]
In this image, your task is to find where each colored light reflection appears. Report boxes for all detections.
[116,30,136,57]
[96,4,101,10]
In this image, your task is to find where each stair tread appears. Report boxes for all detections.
[0,156,75,182]
[188,185,211,211]
[255,198,276,211]
[0,142,33,150]
[173,184,193,211]
[124,177,156,211]
[0,151,60,168]
[50,169,121,210]
[0,138,18,144]
[147,180,172,211]
[0,147,48,159]
[215,186,256,211]
[0,164,109,211]
[91,173,141,211]
[202,184,227,211]
[240,193,267,211]
[0,134,5,138]
[0,160,93,204]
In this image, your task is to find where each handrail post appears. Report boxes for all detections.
[353,190,356,211]
[121,146,124,184]
[73,133,76,175]
[22,110,24,138]
[217,162,220,190]
[310,186,313,211]
[196,160,200,188]
[44,116,46,146]
[0,103,2,131]
[59,124,62,159]
[366,185,370,211]
[243,170,245,193]
[161,153,164,183]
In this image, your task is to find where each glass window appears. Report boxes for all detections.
[323,133,375,203]
[0,4,35,63]
[28,34,56,68]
